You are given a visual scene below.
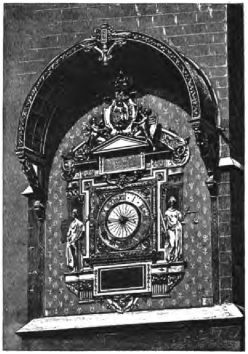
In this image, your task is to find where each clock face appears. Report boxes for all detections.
[98,191,152,250]
[106,201,140,239]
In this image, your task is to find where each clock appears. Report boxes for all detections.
[98,191,152,251]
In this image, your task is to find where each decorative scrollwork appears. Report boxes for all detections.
[66,183,84,203]
[104,171,144,189]
[152,272,184,293]
[20,157,40,190]
[66,280,93,297]
[106,295,139,313]
[82,24,131,65]
[160,130,190,166]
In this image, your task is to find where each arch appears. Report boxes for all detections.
[16,24,220,197]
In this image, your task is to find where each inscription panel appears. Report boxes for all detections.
[101,154,144,174]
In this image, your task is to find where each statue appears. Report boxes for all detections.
[66,209,85,272]
[133,107,157,148]
[83,117,108,148]
[163,196,183,262]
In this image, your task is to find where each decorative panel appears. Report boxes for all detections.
[44,95,212,317]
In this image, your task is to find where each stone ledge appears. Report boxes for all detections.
[219,157,244,170]
[17,303,242,335]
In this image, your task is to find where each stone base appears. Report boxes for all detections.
[18,304,243,351]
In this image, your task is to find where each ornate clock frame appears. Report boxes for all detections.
[59,73,192,311]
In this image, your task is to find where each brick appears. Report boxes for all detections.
[219,261,232,277]
[209,43,227,56]
[218,196,231,210]
[107,4,132,18]
[207,21,227,33]
[183,23,207,35]
[152,14,177,27]
[61,8,88,22]
[156,4,179,14]
[219,100,229,110]
[206,66,228,78]
[217,87,228,99]
[211,10,227,22]
[220,171,231,182]
[49,19,91,34]
[185,43,226,59]
[220,251,232,264]
[220,117,229,128]
[220,289,233,303]
[196,11,211,23]
[120,4,137,16]
[220,276,232,290]
[28,47,66,62]
[60,32,89,47]
[183,33,214,46]
[16,60,45,76]
[218,183,230,195]
[110,17,139,32]
[200,4,227,12]
[177,4,201,13]
[177,12,197,25]
[219,222,231,236]
[220,144,230,158]
[219,210,231,224]
[219,236,232,252]
[194,55,227,68]
[168,36,186,48]
[197,10,226,23]
[163,25,186,37]
[212,76,228,89]
[34,8,63,24]
[142,26,164,41]
[212,33,226,44]
[183,45,210,57]
[36,35,61,49]
[131,4,157,16]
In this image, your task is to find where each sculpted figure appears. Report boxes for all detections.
[133,107,157,148]
[164,196,183,262]
[66,209,84,272]
[83,117,107,148]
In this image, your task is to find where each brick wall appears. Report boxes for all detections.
[4,3,237,350]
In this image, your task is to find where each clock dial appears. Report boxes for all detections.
[98,191,152,250]
[106,202,140,238]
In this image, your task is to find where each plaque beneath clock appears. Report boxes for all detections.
[94,263,151,296]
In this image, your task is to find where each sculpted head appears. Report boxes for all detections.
[168,196,177,208]
[72,209,79,219]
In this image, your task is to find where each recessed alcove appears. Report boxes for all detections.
[15,24,242,342]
